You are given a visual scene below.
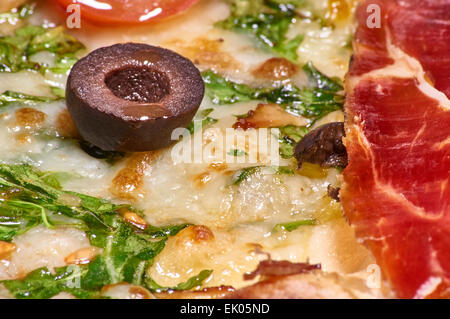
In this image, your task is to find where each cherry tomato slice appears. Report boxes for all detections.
[53,0,200,25]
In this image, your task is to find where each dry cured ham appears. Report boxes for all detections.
[342,0,450,298]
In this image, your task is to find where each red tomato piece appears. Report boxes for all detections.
[53,0,200,25]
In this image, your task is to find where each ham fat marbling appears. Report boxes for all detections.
[342,0,450,298]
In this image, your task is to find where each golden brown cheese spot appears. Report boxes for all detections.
[149,229,263,288]
[119,208,148,230]
[100,283,155,299]
[193,225,215,241]
[111,167,141,199]
[209,162,228,172]
[325,0,357,23]
[165,37,240,72]
[110,151,159,200]
[64,247,99,265]
[246,243,264,253]
[129,286,152,299]
[252,57,298,80]
[192,172,213,188]
[127,151,159,172]
[234,104,307,129]
[222,170,235,177]
[175,225,215,246]
[0,241,16,259]
[15,132,33,144]
[14,107,46,130]
[155,286,235,299]
[55,109,79,139]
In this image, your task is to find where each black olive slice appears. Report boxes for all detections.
[66,43,204,152]
[79,140,124,163]
[327,184,341,202]
[294,122,348,168]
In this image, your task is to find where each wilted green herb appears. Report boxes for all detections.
[187,108,218,134]
[0,90,59,107]
[275,166,295,175]
[273,218,317,232]
[1,266,98,299]
[202,71,256,105]
[145,269,213,292]
[302,62,343,92]
[49,55,78,75]
[203,63,343,159]
[233,166,261,185]
[217,0,305,61]
[228,149,248,157]
[0,164,210,298]
[202,67,343,123]
[50,87,65,99]
[0,25,84,73]
[0,3,35,25]
[2,262,212,299]
[232,165,294,185]
[278,125,308,159]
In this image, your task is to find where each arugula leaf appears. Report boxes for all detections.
[202,68,343,123]
[0,164,212,299]
[174,270,213,290]
[228,149,247,157]
[217,0,304,61]
[275,166,295,175]
[3,265,213,299]
[273,218,317,232]
[0,90,58,107]
[79,216,169,290]
[0,164,113,239]
[302,61,343,92]
[1,266,98,299]
[0,25,84,73]
[0,200,44,241]
[203,65,343,159]
[202,71,256,104]
[278,125,308,158]
[49,55,78,75]
[50,86,65,98]
[26,26,83,57]
[232,166,261,185]
[145,269,213,292]
[187,108,218,134]
[232,165,294,185]
[187,117,218,134]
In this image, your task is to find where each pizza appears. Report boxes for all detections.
[0,0,447,299]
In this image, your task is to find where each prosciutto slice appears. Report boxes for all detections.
[342,0,450,298]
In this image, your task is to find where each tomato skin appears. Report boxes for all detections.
[53,0,200,25]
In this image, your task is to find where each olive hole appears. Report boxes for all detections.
[105,66,170,103]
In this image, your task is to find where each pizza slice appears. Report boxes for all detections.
[0,0,448,300]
